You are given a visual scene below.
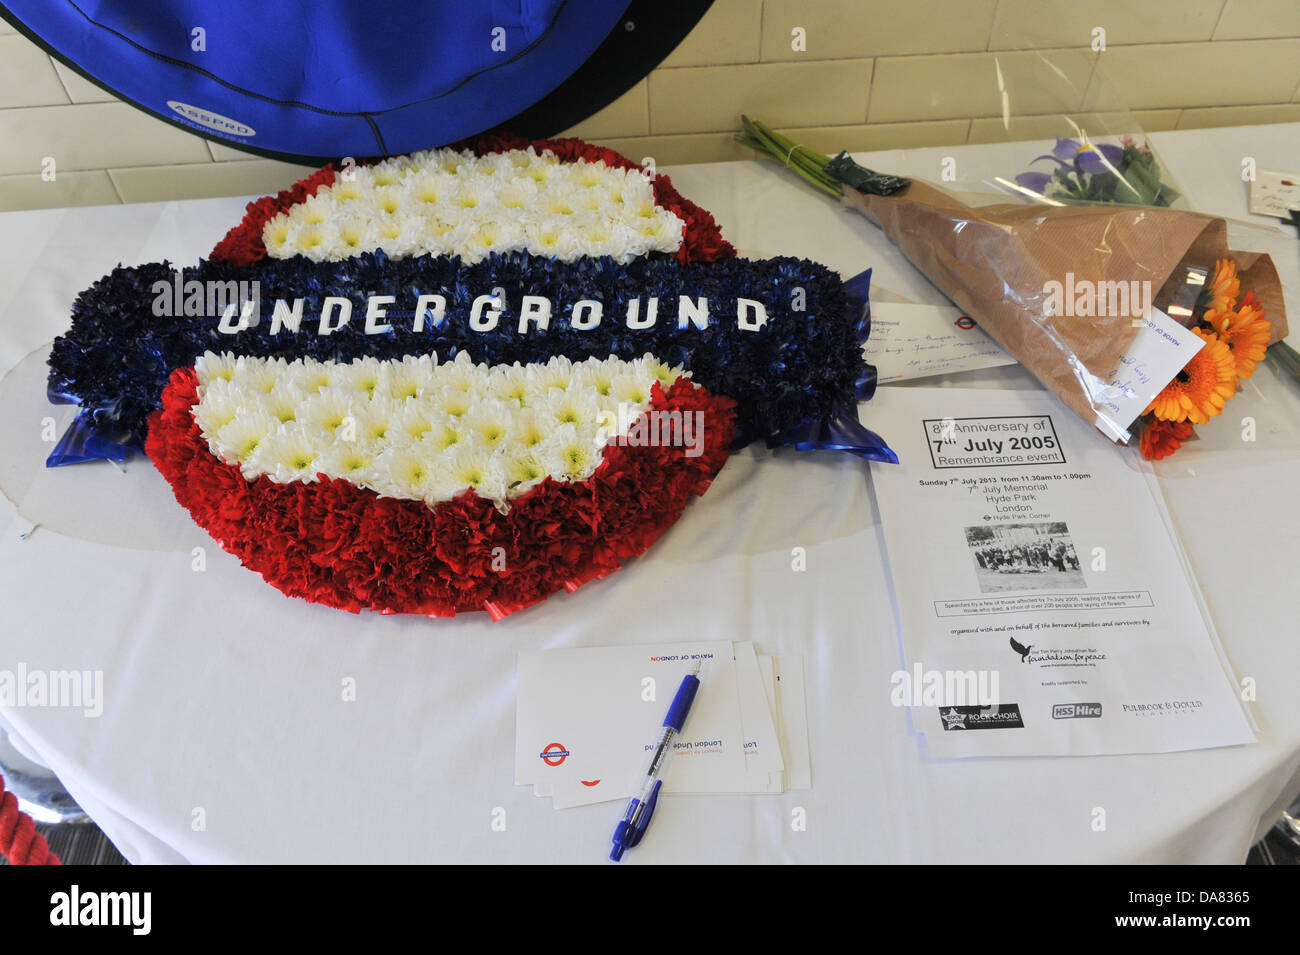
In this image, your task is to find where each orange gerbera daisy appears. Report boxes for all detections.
[1203,257,1240,316]
[1207,290,1270,380]
[1139,418,1195,460]
[1144,329,1237,424]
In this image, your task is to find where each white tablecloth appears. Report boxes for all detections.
[2,125,1299,864]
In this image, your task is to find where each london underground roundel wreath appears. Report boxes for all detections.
[46,135,894,619]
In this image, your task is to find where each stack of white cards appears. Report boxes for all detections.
[516,641,809,809]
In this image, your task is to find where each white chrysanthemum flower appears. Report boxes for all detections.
[216,409,280,461]
[507,408,551,450]
[371,166,401,189]
[195,351,240,386]
[316,442,376,480]
[491,363,531,406]
[575,160,607,188]
[394,403,435,442]
[301,389,358,434]
[353,400,401,443]
[612,371,652,406]
[445,445,500,494]
[264,382,303,424]
[409,173,443,207]
[426,383,470,418]
[570,356,617,397]
[291,223,334,258]
[231,355,280,395]
[296,359,333,394]
[535,425,595,482]
[541,388,600,430]
[420,421,462,454]
[193,389,240,436]
[331,179,365,203]
[505,452,548,495]
[263,213,293,255]
[297,194,333,225]
[535,354,573,393]
[380,356,433,402]
[336,357,384,400]
[245,423,322,483]
[496,177,537,210]
[371,186,402,216]
[644,353,686,390]
[382,445,438,497]
[336,217,371,252]
[461,402,511,448]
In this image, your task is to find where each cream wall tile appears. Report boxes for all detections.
[0,36,69,107]
[559,80,649,139]
[590,133,757,166]
[760,0,997,60]
[968,109,1182,143]
[0,170,119,211]
[869,49,1095,124]
[649,60,872,135]
[208,140,261,162]
[109,160,319,203]
[661,0,761,67]
[1085,39,1300,110]
[0,103,212,176]
[51,59,117,104]
[772,119,970,153]
[990,0,1226,49]
[1213,0,1300,39]
[1177,103,1300,128]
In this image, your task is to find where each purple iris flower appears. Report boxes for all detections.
[1031,136,1125,175]
[1014,171,1054,194]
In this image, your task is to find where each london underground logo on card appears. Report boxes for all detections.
[539,743,570,766]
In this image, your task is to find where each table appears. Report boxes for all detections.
[2,124,1299,864]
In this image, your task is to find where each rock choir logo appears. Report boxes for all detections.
[1052,703,1103,719]
[939,703,1025,731]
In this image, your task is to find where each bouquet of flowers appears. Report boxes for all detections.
[1137,257,1269,459]
[739,117,1290,454]
[1013,135,1180,208]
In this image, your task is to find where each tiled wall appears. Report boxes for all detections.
[3,0,1300,211]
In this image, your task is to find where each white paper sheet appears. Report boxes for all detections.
[515,641,743,805]
[864,302,1016,382]
[865,386,1257,758]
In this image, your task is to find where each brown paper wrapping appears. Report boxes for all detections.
[843,181,1290,439]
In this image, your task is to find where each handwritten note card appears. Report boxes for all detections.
[865,302,1016,382]
[1248,169,1300,220]
[1087,307,1205,440]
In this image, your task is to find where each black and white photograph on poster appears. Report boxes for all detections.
[964,522,1084,593]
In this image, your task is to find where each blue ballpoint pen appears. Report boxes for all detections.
[609,660,702,862]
